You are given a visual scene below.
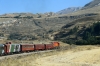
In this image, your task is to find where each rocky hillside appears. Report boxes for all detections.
[52,0,100,45]
[56,7,81,15]
[83,0,100,9]
[1,12,97,40]
[0,13,76,40]
[0,0,100,42]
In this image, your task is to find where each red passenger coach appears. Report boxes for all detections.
[34,44,45,50]
[45,43,54,50]
[21,44,35,52]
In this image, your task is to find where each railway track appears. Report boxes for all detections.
[0,50,54,61]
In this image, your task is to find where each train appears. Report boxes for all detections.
[0,41,60,55]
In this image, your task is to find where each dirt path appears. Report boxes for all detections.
[31,48,100,66]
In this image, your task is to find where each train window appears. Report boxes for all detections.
[16,45,19,49]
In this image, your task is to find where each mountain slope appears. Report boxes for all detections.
[56,7,81,14]
[83,0,100,9]
[0,0,100,41]
[51,0,100,44]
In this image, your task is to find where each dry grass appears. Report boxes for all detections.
[31,45,100,66]
[0,50,61,66]
[0,42,100,66]
[71,45,99,52]
[0,40,52,44]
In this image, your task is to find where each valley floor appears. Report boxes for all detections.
[31,45,100,66]
[0,42,100,66]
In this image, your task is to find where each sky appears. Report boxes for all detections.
[0,0,92,15]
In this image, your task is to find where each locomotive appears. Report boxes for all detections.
[0,41,60,55]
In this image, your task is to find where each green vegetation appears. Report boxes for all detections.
[62,21,100,45]
[69,26,78,34]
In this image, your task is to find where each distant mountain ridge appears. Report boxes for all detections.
[56,7,82,14]
[83,0,100,9]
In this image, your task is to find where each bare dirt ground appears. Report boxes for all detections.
[31,45,100,66]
